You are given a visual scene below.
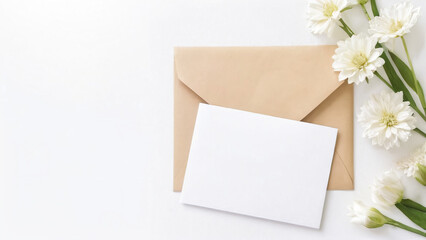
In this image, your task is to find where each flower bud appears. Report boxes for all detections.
[366,208,388,228]
[415,163,426,186]
[348,201,388,228]
[371,171,404,207]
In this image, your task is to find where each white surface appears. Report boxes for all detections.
[0,0,425,239]
[182,104,337,228]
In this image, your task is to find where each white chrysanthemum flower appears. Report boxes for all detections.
[398,142,426,185]
[347,200,387,228]
[369,1,420,43]
[332,34,385,84]
[371,171,404,207]
[307,0,349,35]
[398,142,426,177]
[358,91,416,150]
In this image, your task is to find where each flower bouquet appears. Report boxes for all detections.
[307,0,426,237]
[308,0,424,149]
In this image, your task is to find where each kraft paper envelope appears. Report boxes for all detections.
[174,46,354,191]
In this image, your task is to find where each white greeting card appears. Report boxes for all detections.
[181,104,338,229]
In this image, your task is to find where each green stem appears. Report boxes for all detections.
[374,72,393,90]
[401,36,417,83]
[360,4,371,20]
[386,218,426,237]
[339,25,352,37]
[401,36,426,113]
[341,6,353,12]
[339,19,354,36]
[415,128,426,138]
[413,106,426,122]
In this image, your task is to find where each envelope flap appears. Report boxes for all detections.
[175,46,342,120]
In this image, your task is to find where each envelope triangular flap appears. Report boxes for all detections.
[174,46,342,121]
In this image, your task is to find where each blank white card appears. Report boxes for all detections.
[181,104,338,229]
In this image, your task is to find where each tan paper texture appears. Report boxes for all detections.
[174,46,354,191]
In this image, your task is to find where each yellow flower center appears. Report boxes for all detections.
[390,20,403,33]
[352,52,368,69]
[380,112,398,127]
[323,2,338,17]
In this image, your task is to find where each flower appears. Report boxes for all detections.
[371,171,404,207]
[348,200,387,228]
[307,0,349,35]
[398,142,426,177]
[332,34,385,84]
[369,1,420,43]
[358,91,416,150]
[398,142,426,185]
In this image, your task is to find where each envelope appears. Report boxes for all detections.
[174,46,354,191]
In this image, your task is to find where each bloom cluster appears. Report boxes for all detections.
[307,0,425,150]
[306,1,426,236]
[348,143,426,236]
[348,169,426,236]
[307,0,419,42]
[399,142,426,185]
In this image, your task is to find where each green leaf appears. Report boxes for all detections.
[370,0,380,17]
[401,199,426,212]
[396,202,426,230]
[389,52,416,90]
[380,47,419,109]
[389,51,426,110]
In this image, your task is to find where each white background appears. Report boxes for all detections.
[0,0,425,239]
